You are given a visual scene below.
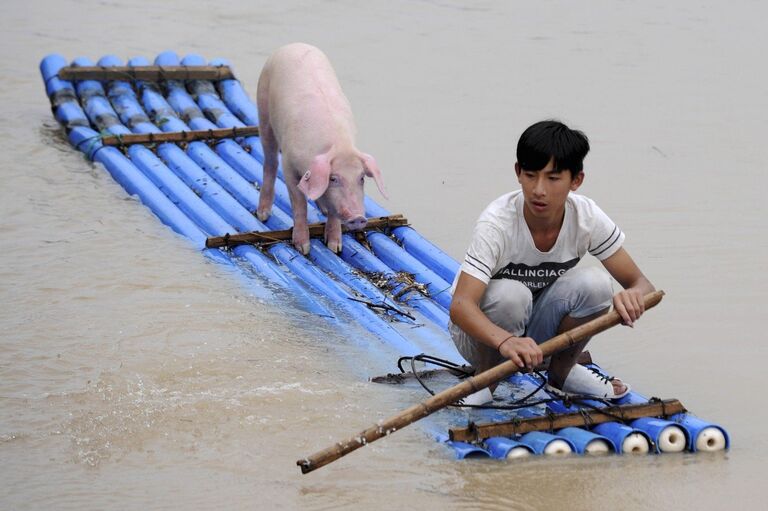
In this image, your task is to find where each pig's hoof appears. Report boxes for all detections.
[296,241,311,255]
[326,239,343,254]
[292,227,311,255]
[256,208,271,222]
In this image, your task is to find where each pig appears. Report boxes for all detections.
[256,43,387,255]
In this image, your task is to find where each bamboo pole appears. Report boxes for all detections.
[205,215,408,248]
[297,290,665,474]
[58,65,235,82]
[449,398,685,442]
[100,126,260,146]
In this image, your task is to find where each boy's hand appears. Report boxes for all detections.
[498,336,543,370]
[613,288,645,327]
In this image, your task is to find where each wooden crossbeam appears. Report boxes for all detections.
[100,126,260,146]
[58,65,235,82]
[205,214,409,248]
[448,399,686,442]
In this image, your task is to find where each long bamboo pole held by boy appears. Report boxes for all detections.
[297,290,664,474]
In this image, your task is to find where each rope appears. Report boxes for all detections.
[347,297,416,321]
[579,409,594,427]
[431,285,452,298]
[395,353,557,411]
[74,132,107,160]
[546,411,557,433]
[394,355,654,425]
[649,396,668,417]
[45,72,63,87]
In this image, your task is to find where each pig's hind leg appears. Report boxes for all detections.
[256,87,278,222]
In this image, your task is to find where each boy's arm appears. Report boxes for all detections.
[449,272,542,369]
[600,247,656,326]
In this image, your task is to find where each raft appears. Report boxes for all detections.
[39,52,729,462]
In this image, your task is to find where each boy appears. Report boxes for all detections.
[449,120,655,403]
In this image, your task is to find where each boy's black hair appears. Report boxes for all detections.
[516,120,590,177]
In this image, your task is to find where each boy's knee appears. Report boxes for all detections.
[481,279,533,329]
[566,267,613,317]
[581,266,613,302]
[449,279,532,369]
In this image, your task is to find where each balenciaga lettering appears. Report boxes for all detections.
[491,257,580,293]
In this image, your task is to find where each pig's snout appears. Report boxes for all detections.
[344,216,368,232]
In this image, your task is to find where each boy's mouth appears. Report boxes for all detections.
[531,200,547,211]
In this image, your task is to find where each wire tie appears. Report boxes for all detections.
[546,411,556,433]
[579,409,593,427]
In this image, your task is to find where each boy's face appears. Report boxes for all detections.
[515,159,584,221]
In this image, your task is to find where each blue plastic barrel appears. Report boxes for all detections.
[591,422,651,454]
[518,431,575,456]
[669,413,729,452]
[485,436,533,459]
[557,427,613,455]
[434,433,490,460]
[631,417,688,453]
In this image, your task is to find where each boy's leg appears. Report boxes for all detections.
[525,266,616,389]
[449,279,533,374]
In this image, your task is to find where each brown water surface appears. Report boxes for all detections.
[1,1,766,509]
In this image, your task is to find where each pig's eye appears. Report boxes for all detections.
[329,175,339,184]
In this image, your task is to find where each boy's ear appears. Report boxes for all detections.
[514,162,522,181]
[570,171,585,191]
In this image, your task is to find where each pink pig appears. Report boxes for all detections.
[256,43,387,254]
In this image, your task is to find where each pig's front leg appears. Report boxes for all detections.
[286,177,311,255]
[324,216,343,254]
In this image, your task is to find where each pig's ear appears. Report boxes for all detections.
[360,153,388,199]
[297,154,331,200]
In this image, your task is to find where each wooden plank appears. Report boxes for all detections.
[100,126,260,146]
[58,65,235,82]
[448,398,686,442]
[206,215,409,248]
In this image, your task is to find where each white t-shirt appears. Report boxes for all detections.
[455,190,624,295]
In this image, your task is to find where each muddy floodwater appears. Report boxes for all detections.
[2,1,766,509]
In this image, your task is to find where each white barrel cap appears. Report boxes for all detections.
[543,439,573,456]
[695,427,727,452]
[657,425,687,452]
[622,433,650,454]
[506,447,532,459]
[584,439,612,455]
